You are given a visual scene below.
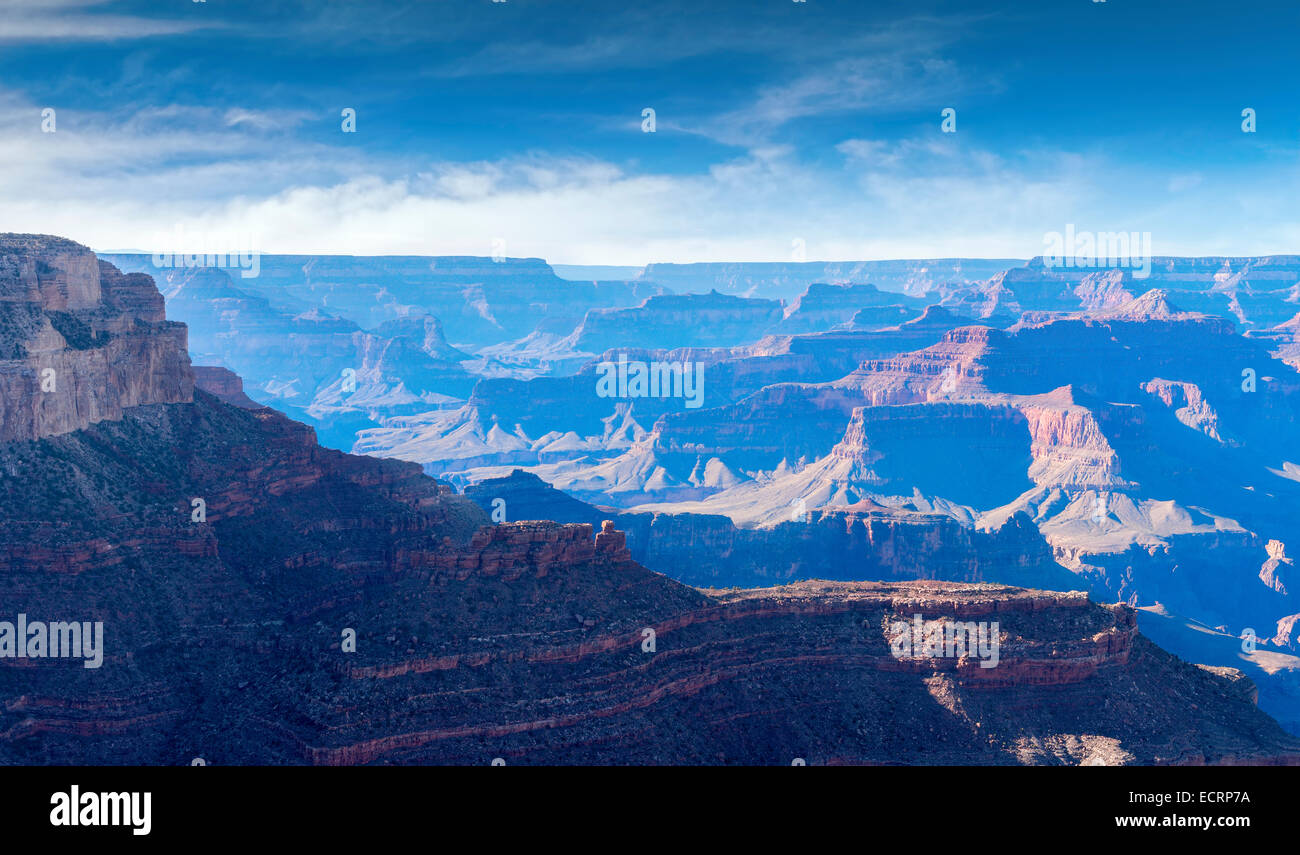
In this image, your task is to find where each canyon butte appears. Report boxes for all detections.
[2,235,1299,765]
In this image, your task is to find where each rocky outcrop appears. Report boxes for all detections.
[369,315,470,363]
[573,290,784,353]
[1261,539,1294,596]
[938,279,1022,323]
[1141,378,1225,442]
[429,520,633,580]
[467,470,1079,592]
[1247,312,1300,370]
[1272,614,1300,650]
[194,365,261,409]
[0,236,193,443]
[778,282,924,333]
[1019,388,1128,488]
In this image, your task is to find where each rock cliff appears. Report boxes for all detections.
[0,236,193,443]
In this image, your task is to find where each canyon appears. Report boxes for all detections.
[285,256,1300,735]
[2,235,1297,764]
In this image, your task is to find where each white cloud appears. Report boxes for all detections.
[223,108,316,131]
[0,0,210,42]
[0,88,1297,264]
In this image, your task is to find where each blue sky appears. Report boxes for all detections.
[1,0,1298,263]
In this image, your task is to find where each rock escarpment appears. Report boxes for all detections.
[121,263,480,448]
[777,282,925,333]
[634,259,1015,302]
[573,290,785,353]
[939,256,1300,331]
[303,582,1299,766]
[193,365,261,409]
[466,469,1076,591]
[0,236,193,442]
[105,251,668,349]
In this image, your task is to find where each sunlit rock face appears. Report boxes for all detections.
[0,235,193,443]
